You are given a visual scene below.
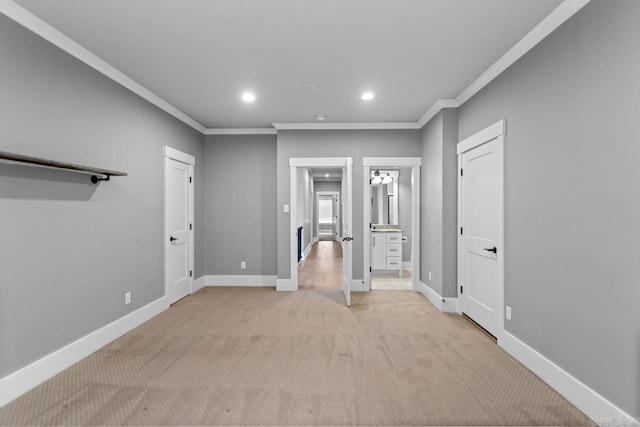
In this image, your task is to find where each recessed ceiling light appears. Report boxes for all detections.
[315,114,326,121]
[242,92,256,102]
[361,92,375,101]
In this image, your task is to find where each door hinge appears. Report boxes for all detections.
[460,169,463,176]
[190,223,193,230]
[369,222,372,229]
[369,266,372,273]
[460,285,463,294]
[460,227,463,235]
[189,177,192,183]
[190,270,193,277]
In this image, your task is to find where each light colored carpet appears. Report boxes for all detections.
[0,288,594,426]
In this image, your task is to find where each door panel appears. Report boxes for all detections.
[166,157,191,304]
[460,138,502,336]
[341,159,353,307]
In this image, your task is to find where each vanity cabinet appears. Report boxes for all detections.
[371,231,403,272]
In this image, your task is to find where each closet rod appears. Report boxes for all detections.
[0,150,127,183]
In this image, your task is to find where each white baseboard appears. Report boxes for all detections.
[276,279,295,291]
[419,281,458,313]
[192,276,205,293]
[204,275,276,287]
[402,261,412,270]
[0,296,168,408]
[499,331,638,426]
[303,243,312,259]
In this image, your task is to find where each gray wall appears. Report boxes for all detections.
[457,0,639,415]
[420,109,458,297]
[277,130,422,281]
[203,135,277,276]
[0,15,204,378]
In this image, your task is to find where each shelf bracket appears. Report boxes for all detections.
[90,174,111,184]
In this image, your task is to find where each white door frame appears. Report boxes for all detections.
[457,119,506,341]
[316,191,341,241]
[164,146,195,299]
[363,157,421,292]
[287,157,352,291]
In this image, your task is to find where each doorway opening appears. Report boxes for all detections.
[298,170,344,291]
[286,158,353,306]
[363,158,421,292]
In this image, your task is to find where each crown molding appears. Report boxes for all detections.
[2,0,589,136]
[455,0,591,106]
[204,128,277,135]
[0,0,206,134]
[273,122,420,131]
[416,99,459,128]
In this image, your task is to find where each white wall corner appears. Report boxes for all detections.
[204,275,276,287]
[416,99,459,128]
[0,296,169,408]
[192,276,205,293]
[276,279,295,292]
[499,331,639,426]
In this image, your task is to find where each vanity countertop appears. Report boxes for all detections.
[372,225,403,232]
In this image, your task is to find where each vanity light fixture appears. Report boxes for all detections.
[361,92,374,101]
[242,92,256,102]
[371,168,392,184]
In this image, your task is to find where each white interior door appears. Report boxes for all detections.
[460,137,503,336]
[166,157,191,304]
[341,159,353,306]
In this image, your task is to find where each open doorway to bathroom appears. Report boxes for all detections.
[363,158,421,292]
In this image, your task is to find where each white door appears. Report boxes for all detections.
[460,137,503,336]
[166,157,191,304]
[341,159,353,306]
[332,194,340,240]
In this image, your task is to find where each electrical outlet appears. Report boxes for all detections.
[284,204,289,213]
[429,271,432,281]
[241,261,246,270]
[505,306,512,321]
[125,292,131,305]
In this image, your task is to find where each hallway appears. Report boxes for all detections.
[298,241,343,291]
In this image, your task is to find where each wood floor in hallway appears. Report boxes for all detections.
[298,241,342,291]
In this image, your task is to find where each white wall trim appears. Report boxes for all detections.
[290,157,351,167]
[0,296,168,408]
[276,279,295,292]
[273,122,420,131]
[499,331,639,425]
[402,261,412,270]
[457,119,507,154]
[455,0,591,106]
[204,128,277,135]
[163,146,196,165]
[193,276,205,293]
[204,275,276,287]
[416,99,459,128]
[419,281,459,313]
[362,157,422,167]
[303,242,312,259]
[0,1,206,134]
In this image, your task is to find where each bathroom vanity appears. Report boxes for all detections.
[371,225,403,273]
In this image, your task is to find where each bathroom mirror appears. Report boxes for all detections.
[370,170,399,225]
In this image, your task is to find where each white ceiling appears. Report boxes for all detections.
[13,0,565,129]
